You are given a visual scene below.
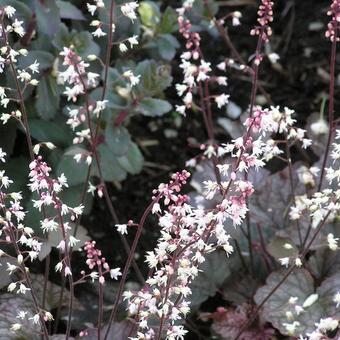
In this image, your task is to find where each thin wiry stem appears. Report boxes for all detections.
[318,24,337,191]
[103,197,160,340]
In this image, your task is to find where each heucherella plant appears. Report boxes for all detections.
[0,0,339,339]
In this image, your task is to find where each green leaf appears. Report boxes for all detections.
[117,142,143,175]
[29,118,72,147]
[36,75,60,120]
[18,50,54,70]
[53,23,100,58]
[57,147,89,186]
[137,98,172,117]
[156,34,180,60]
[56,0,85,20]
[190,251,231,308]
[34,0,61,37]
[105,125,131,156]
[254,269,340,336]
[158,7,178,34]
[138,1,160,28]
[135,60,172,97]
[96,144,127,182]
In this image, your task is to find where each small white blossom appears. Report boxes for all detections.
[110,267,122,280]
[215,94,230,108]
[116,224,128,235]
[303,294,318,308]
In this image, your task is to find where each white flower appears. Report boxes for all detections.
[4,6,16,17]
[316,317,338,332]
[90,20,101,27]
[176,84,187,96]
[152,203,161,214]
[87,3,97,15]
[29,314,40,324]
[175,105,186,115]
[87,182,96,195]
[69,236,80,247]
[283,321,300,335]
[1,113,11,124]
[17,70,32,82]
[119,43,128,53]
[217,61,226,71]
[333,291,340,307]
[8,282,16,292]
[17,283,31,294]
[268,52,280,64]
[121,2,139,22]
[17,254,23,264]
[90,272,99,282]
[128,35,139,47]
[217,76,228,86]
[327,233,338,251]
[302,138,312,149]
[145,251,158,268]
[6,263,17,275]
[123,70,140,86]
[55,262,63,272]
[44,312,53,321]
[73,205,84,217]
[41,219,58,233]
[295,257,302,267]
[110,267,122,280]
[116,224,128,235]
[215,94,230,108]
[12,19,25,37]
[279,257,290,267]
[310,119,328,135]
[16,311,28,319]
[288,296,298,304]
[92,27,106,37]
[29,60,39,74]
[10,323,22,331]
[0,148,6,162]
[303,293,318,308]
[64,266,72,276]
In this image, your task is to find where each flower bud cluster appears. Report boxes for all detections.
[326,0,340,41]
[81,240,122,285]
[250,0,274,42]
